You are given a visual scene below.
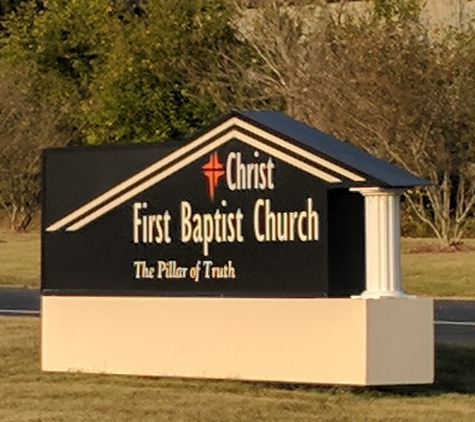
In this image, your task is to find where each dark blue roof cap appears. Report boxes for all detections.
[235,110,430,188]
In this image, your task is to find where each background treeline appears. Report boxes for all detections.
[1,0,475,248]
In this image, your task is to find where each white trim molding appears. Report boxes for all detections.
[351,187,411,299]
[46,117,365,233]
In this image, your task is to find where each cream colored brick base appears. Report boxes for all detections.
[41,296,433,385]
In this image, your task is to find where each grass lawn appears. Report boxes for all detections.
[0,229,40,288]
[1,229,475,297]
[402,238,475,297]
[1,317,474,421]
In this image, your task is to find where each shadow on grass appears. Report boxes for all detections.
[44,343,473,399]
[363,343,475,396]
[236,343,475,397]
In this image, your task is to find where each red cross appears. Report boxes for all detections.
[202,152,225,201]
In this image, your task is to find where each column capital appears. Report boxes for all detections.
[350,187,406,197]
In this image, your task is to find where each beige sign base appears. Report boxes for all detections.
[41,296,433,386]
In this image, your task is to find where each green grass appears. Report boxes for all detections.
[1,230,475,297]
[402,238,475,297]
[1,317,475,421]
[0,229,40,288]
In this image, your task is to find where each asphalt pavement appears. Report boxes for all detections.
[435,300,475,346]
[0,288,40,316]
[0,288,474,345]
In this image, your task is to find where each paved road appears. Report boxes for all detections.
[435,300,475,322]
[0,288,40,315]
[435,300,475,346]
[0,289,474,345]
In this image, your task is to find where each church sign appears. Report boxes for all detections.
[41,111,434,386]
[42,112,389,298]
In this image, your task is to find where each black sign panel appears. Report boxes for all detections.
[42,136,364,297]
[43,140,328,296]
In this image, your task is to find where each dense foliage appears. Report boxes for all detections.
[0,0,269,230]
[1,0,475,245]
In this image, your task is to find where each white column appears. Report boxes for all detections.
[351,187,410,299]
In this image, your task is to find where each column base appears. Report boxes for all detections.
[352,290,416,299]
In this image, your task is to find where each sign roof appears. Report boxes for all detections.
[45,110,429,233]
[231,110,430,189]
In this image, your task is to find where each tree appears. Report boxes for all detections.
[1,0,271,145]
[0,0,115,120]
[0,0,109,230]
[82,0,270,144]
[230,0,475,247]
[0,64,73,231]
[0,0,271,230]
[0,0,32,20]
